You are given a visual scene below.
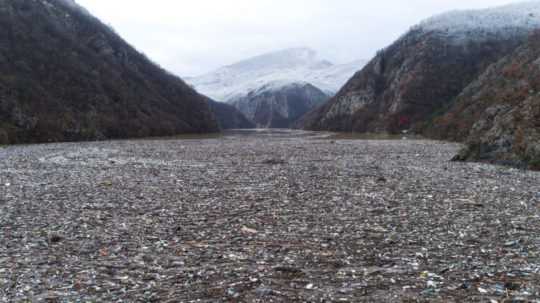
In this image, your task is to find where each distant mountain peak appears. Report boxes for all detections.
[186,48,366,128]
[188,48,366,102]
[223,47,327,73]
[265,47,319,60]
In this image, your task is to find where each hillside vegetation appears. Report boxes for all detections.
[0,0,218,144]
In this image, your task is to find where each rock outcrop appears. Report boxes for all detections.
[231,82,329,128]
[439,32,540,169]
[0,0,218,144]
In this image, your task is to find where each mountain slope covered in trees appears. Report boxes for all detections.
[435,32,540,169]
[300,2,540,135]
[0,0,219,144]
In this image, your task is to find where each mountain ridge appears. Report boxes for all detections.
[300,1,540,136]
[0,0,220,144]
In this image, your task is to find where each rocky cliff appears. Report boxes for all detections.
[0,0,218,144]
[231,82,328,128]
[438,32,540,169]
[300,2,540,135]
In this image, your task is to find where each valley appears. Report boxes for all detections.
[1,0,540,301]
[1,130,539,302]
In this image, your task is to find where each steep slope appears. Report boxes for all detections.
[207,99,255,129]
[0,0,218,144]
[300,1,540,134]
[435,32,540,169]
[231,82,329,128]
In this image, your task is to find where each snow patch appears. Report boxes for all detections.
[418,1,540,40]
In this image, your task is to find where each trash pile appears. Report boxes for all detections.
[1,130,539,302]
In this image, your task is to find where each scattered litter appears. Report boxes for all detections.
[0,130,539,301]
[241,226,258,234]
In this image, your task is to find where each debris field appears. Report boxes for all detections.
[1,130,539,302]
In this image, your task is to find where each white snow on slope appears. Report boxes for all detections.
[188,48,366,102]
[418,1,540,38]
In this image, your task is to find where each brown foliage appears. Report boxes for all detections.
[502,62,524,78]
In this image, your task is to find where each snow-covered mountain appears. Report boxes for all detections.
[300,1,540,134]
[418,1,540,40]
[188,48,366,102]
[187,48,365,128]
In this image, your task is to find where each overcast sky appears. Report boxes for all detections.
[76,0,526,77]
